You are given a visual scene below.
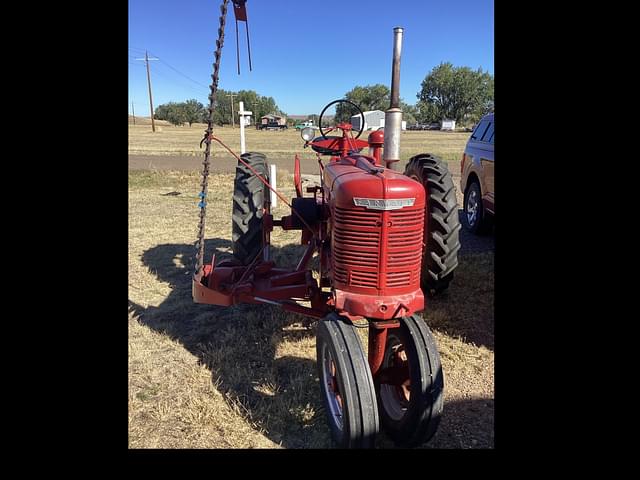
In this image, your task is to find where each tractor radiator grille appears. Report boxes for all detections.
[332,206,424,290]
[333,207,380,288]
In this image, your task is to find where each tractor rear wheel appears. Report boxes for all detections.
[405,154,461,294]
[232,152,270,265]
[316,313,379,448]
[375,315,444,447]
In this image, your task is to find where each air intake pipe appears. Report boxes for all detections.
[383,27,403,171]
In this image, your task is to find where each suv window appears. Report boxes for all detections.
[471,120,489,140]
[481,122,494,143]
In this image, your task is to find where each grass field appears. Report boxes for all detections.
[128,122,471,167]
[128,124,494,449]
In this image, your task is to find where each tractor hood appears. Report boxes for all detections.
[323,155,425,210]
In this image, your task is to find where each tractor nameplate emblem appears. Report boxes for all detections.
[353,198,415,210]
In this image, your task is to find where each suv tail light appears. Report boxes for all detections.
[461,153,466,175]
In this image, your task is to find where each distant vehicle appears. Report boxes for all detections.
[460,113,494,234]
[407,123,438,131]
[259,120,288,131]
[295,120,315,130]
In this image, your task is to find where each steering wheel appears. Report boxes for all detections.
[319,99,365,140]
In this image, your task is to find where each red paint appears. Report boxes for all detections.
[368,327,387,376]
[367,130,384,165]
[294,154,302,197]
[194,116,432,379]
[323,156,426,317]
[232,0,247,21]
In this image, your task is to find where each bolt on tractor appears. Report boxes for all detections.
[194,1,461,448]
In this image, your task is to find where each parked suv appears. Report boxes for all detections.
[460,113,494,234]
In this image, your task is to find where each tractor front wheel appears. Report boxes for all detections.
[375,315,444,447]
[316,313,379,448]
[232,152,270,264]
[405,154,461,295]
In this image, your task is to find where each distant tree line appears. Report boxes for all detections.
[154,89,286,127]
[334,63,493,126]
[154,99,206,127]
[154,64,493,128]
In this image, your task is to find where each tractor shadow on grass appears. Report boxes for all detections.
[129,238,494,448]
[128,238,333,448]
[457,209,495,256]
[417,210,494,351]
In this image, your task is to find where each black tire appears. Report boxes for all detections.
[232,152,269,264]
[404,154,461,294]
[316,313,379,448]
[375,315,444,447]
[463,180,492,234]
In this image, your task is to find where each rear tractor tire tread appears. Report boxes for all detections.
[231,152,270,264]
[404,154,461,294]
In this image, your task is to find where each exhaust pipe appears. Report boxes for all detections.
[383,27,403,171]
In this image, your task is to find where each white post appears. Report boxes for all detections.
[238,101,252,154]
[238,101,246,154]
[269,164,277,208]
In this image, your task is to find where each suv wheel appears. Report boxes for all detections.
[463,181,492,234]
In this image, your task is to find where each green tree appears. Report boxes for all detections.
[166,103,188,126]
[417,62,494,124]
[183,99,206,127]
[401,102,418,125]
[155,90,285,128]
[153,102,174,121]
[209,89,284,126]
[335,84,390,122]
[154,101,187,126]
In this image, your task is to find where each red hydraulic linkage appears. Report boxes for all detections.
[193,136,326,316]
[209,135,318,238]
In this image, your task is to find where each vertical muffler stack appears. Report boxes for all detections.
[383,27,403,171]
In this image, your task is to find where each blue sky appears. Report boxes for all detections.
[129,0,493,117]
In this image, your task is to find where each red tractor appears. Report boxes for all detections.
[194,22,461,448]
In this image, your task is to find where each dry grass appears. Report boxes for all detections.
[128,168,493,449]
[128,123,470,166]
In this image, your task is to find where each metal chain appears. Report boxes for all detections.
[195,0,230,275]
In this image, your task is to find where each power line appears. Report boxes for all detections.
[130,48,209,92]
[146,51,210,90]
[151,68,208,97]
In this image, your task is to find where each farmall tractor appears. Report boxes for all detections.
[194,6,461,448]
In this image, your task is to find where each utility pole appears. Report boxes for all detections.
[135,51,159,132]
[227,93,236,127]
[131,101,136,125]
[252,102,258,124]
